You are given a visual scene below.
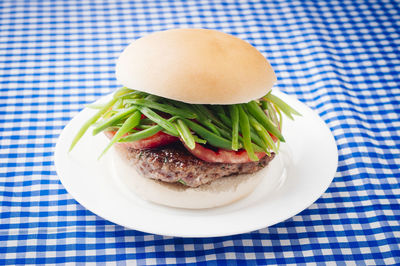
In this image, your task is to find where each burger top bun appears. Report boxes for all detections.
[115,29,277,104]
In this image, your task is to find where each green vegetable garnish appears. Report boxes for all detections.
[178,179,187,185]
[69,88,300,162]
[92,106,138,136]
[229,105,239,151]
[69,97,118,152]
[245,101,285,142]
[98,110,141,159]
[125,99,196,119]
[249,115,276,154]
[182,119,232,150]
[264,92,301,120]
[191,105,222,136]
[120,117,178,143]
[138,106,179,136]
[175,119,196,150]
[238,105,258,161]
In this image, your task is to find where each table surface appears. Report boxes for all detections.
[1,0,399,265]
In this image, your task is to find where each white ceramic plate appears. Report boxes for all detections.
[54,90,338,237]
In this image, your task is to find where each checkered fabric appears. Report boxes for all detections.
[1,0,399,264]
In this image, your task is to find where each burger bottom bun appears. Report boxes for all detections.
[111,149,271,209]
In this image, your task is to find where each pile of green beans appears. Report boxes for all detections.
[70,87,301,160]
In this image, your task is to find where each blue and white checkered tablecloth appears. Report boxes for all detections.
[1,0,399,264]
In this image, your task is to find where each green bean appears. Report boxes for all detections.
[191,105,221,136]
[139,118,155,125]
[264,93,301,119]
[193,135,207,144]
[275,106,283,151]
[113,87,133,98]
[251,142,266,153]
[175,119,195,149]
[249,128,269,153]
[101,109,117,120]
[216,126,232,139]
[92,106,137,135]
[261,100,270,118]
[125,99,196,119]
[182,119,232,150]
[209,105,226,116]
[194,112,232,139]
[113,122,124,127]
[145,94,161,101]
[136,124,153,130]
[108,127,137,133]
[102,127,138,134]
[196,108,231,139]
[246,101,285,142]
[194,118,220,136]
[261,100,268,111]
[222,107,265,151]
[229,105,239,151]
[217,112,232,128]
[236,135,265,153]
[120,116,178,142]
[98,110,141,159]
[263,101,283,151]
[215,105,226,115]
[111,98,124,111]
[178,179,187,185]
[249,115,277,154]
[69,97,118,152]
[238,105,258,161]
[202,106,232,133]
[234,134,265,153]
[166,100,195,114]
[120,124,162,142]
[264,100,279,126]
[196,105,225,129]
[119,90,146,100]
[139,106,179,136]
[170,102,225,137]
[275,104,283,131]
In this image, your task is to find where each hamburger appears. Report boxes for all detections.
[69,29,300,209]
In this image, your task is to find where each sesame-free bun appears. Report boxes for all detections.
[116,29,276,104]
[112,147,266,209]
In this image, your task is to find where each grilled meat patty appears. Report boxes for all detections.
[114,142,275,188]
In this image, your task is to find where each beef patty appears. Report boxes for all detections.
[114,142,275,188]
